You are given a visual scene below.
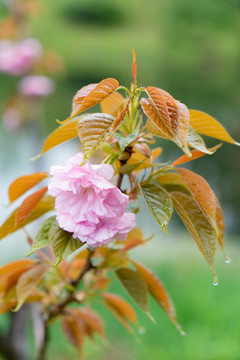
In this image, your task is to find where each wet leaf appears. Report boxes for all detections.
[14,264,47,311]
[26,216,56,256]
[103,292,137,332]
[15,187,48,226]
[170,191,218,283]
[172,144,222,166]
[100,91,125,117]
[0,287,18,315]
[176,168,218,235]
[215,196,225,251]
[116,268,149,314]
[189,110,240,145]
[0,195,55,241]
[49,220,83,266]
[8,172,48,203]
[132,261,183,333]
[33,118,79,159]
[140,183,173,234]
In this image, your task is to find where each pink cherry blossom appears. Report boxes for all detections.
[48,153,136,247]
[0,38,42,76]
[18,75,55,97]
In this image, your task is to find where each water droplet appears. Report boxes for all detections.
[213,281,219,286]
[225,257,231,264]
[138,327,146,335]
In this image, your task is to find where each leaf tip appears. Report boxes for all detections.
[175,323,186,336]
[29,154,41,162]
[146,312,156,324]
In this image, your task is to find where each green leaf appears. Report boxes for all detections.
[49,220,83,266]
[26,216,56,256]
[187,126,212,154]
[140,183,173,234]
[170,191,218,284]
[116,268,149,314]
[114,129,139,151]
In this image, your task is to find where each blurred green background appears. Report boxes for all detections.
[0,0,240,359]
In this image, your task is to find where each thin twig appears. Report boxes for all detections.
[47,250,94,321]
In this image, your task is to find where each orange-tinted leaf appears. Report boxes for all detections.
[141,98,173,139]
[16,187,48,226]
[77,308,104,338]
[157,172,189,191]
[78,113,115,159]
[146,120,171,140]
[131,49,137,85]
[160,89,179,135]
[0,287,17,315]
[189,110,240,145]
[132,261,183,332]
[176,168,218,235]
[103,292,137,332]
[0,260,35,298]
[66,258,86,281]
[170,191,218,283]
[0,195,55,240]
[62,311,85,351]
[215,196,225,251]
[112,90,133,130]
[174,100,191,156]
[172,143,222,166]
[34,118,79,158]
[100,91,125,117]
[144,98,191,156]
[62,78,119,123]
[120,228,145,252]
[71,83,96,116]
[8,172,48,203]
[14,264,47,311]
[146,87,172,133]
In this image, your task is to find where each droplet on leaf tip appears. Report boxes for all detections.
[175,323,186,336]
[225,257,231,264]
[213,281,219,286]
[138,327,146,335]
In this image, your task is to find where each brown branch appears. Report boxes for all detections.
[47,250,94,321]
[116,172,124,190]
